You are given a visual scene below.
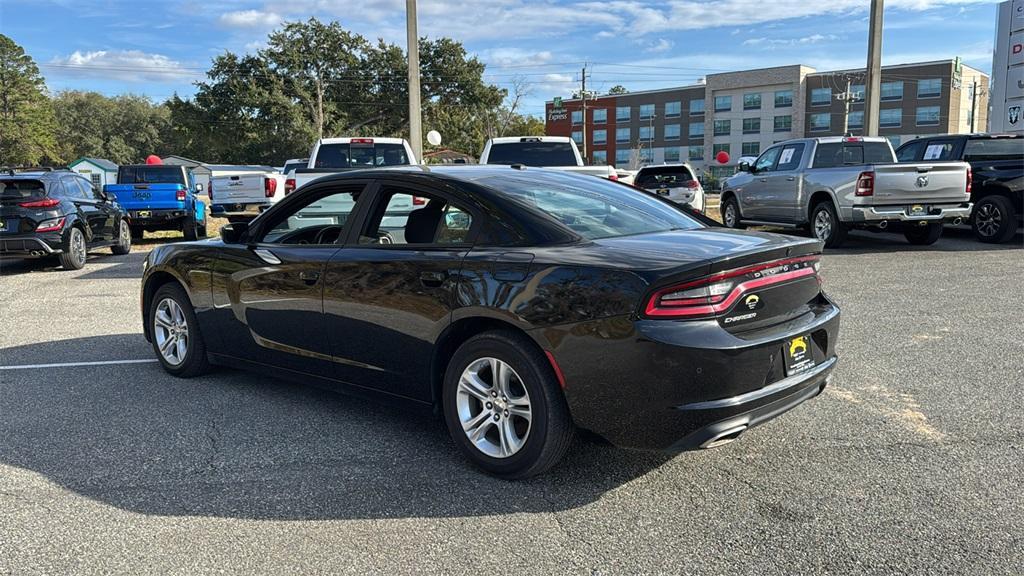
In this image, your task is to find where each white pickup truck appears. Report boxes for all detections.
[285,137,417,195]
[209,171,287,219]
[478,136,618,180]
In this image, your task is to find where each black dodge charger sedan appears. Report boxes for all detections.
[141,166,840,478]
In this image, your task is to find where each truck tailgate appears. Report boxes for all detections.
[212,174,268,204]
[106,184,186,210]
[870,162,970,205]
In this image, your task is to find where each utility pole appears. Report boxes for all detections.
[863,0,884,136]
[580,64,588,162]
[969,80,985,132]
[839,77,853,135]
[406,0,423,163]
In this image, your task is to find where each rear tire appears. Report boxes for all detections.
[721,195,744,229]
[810,201,848,248]
[182,215,198,241]
[149,283,211,378]
[972,195,1017,244]
[903,222,943,245]
[442,330,574,479]
[130,226,144,241]
[197,219,208,238]
[58,226,87,270]
[111,219,132,255]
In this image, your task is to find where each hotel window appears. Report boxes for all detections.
[742,142,760,156]
[886,135,901,148]
[743,93,761,110]
[571,130,583,144]
[851,84,865,102]
[848,110,864,129]
[665,124,680,140]
[665,101,681,117]
[592,150,607,164]
[880,81,903,101]
[879,108,901,128]
[712,143,730,156]
[689,123,704,138]
[592,129,607,144]
[774,115,792,132]
[639,148,653,163]
[616,106,631,121]
[714,95,732,112]
[809,113,831,132]
[616,127,630,143]
[639,104,655,120]
[916,106,941,126]
[713,119,730,136]
[689,99,705,115]
[918,79,941,98]
[811,88,831,106]
[571,110,582,124]
[639,126,653,141]
[688,145,704,161]
[664,147,681,162]
[592,108,607,124]
[742,118,760,134]
[615,149,631,164]
[774,90,793,108]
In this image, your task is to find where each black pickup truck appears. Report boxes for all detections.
[896,134,1022,243]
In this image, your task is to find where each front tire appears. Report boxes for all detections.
[150,283,211,377]
[111,219,132,255]
[443,330,574,479]
[904,222,943,245]
[130,225,144,241]
[58,226,87,270]
[810,201,848,248]
[721,195,744,229]
[972,195,1017,244]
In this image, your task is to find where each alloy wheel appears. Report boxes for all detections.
[724,203,736,227]
[814,209,833,241]
[154,297,189,366]
[974,203,1001,238]
[456,357,532,458]
[119,220,130,248]
[71,229,86,265]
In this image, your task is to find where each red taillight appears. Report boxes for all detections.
[176,188,186,201]
[685,179,700,190]
[35,217,65,232]
[265,177,277,198]
[412,196,427,205]
[843,137,864,142]
[350,138,374,144]
[18,198,60,208]
[855,171,874,197]
[965,166,972,196]
[208,180,213,200]
[284,178,296,195]
[644,256,820,319]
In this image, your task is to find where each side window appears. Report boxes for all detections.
[63,177,90,199]
[259,187,363,245]
[754,147,782,173]
[896,140,925,162]
[922,140,957,161]
[79,177,100,198]
[775,144,805,171]
[361,189,473,246]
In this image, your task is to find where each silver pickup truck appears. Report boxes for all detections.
[721,136,972,247]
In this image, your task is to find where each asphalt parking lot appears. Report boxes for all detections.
[1,229,1022,575]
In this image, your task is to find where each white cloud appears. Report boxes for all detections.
[219,9,283,28]
[481,48,555,68]
[46,50,196,83]
[742,33,840,47]
[644,38,675,53]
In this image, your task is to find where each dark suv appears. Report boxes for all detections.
[0,169,132,270]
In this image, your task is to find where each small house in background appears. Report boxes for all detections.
[423,148,476,165]
[68,157,118,189]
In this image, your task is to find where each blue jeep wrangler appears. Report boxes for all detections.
[105,164,207,240]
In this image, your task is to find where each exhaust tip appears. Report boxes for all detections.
[952,217,963,226]
[700,425,748,449]
[877,220,888,229]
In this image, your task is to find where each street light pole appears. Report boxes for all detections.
[406,0,423,163]
[863,0,884,136]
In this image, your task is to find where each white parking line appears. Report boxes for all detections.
[0,359,158,371]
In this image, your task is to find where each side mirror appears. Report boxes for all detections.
[738,161,752,173]
[195,183,204,193]
[220,222,249,244]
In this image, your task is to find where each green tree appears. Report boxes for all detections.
[52,91,171,164]
[607,85,629,95]
[0,34,57,165]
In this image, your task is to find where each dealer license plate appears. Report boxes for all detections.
[906,204,929,217]
[783,335,816,376]
[136,210,151,219]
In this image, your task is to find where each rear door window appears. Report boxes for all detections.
[921,139,958,160]
[63,176,91,200]
[963,138,1023,160]
[814,142,894,167]
[360,189,474,246]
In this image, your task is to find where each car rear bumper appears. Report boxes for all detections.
[543,295,840,451]
[0,235,62,256]
[851,203,972,223]
[211,202,271,216]
[129,209,188,226]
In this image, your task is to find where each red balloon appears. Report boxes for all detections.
[145,154,163,165]
[716,151,730,165]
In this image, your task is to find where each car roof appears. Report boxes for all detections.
[2,169,76,180]
[487,136,572,144]
[318,137,407,145]
[637,163,695,172]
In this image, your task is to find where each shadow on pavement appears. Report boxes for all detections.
[0,334,672,520]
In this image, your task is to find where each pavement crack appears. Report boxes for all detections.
[539,486,601,574]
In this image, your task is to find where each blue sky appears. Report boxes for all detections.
[1,0,1003,116]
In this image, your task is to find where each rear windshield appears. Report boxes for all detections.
[314,143,409,169]
[479,171,703,240]
[485,142,578,167]
[813,142,894,168]
[118,166,185,185]
[1,179,46,201]
[635,166,695,188]
[282,161,307,174]
[964,138,1023,160]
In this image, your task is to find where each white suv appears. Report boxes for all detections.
[632,164,705,213]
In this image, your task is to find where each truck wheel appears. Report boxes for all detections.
[130,225,144,241]
[58,226,88,270]
[904,222,943,245]
[111,219,132,255]
[972,195,1017,244]
[197,219,208,238]
[721,196,744,229]
[182,215,198,241]
[810,201,847,248]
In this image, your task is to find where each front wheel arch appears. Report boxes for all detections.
[141,270,191,342]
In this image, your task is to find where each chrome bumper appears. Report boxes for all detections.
[851,203,973,222]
